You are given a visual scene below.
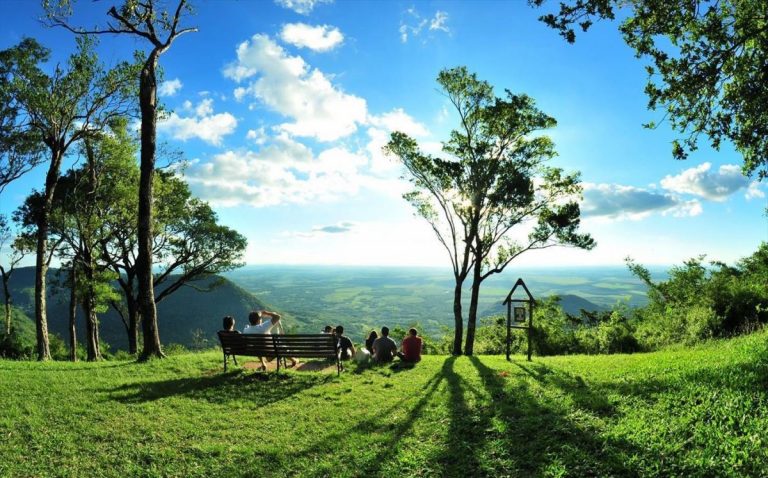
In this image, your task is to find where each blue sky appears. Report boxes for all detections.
[1,0,766,268]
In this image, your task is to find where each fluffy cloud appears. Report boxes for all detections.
[280,23,344,52]
[366,108,429,174]
[246,127,268,145]
[660,163,749,201]
[181,135,370,207]
[745,181,766,200]
[158,99,237,146]
[274,0,332,15]
[158,78,182,96]
[581,183,702,220]
[400,8,450,43]
[224,34,367,141]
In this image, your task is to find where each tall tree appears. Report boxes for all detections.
[0,215,29,336]
[532,0,768,181]
[0,37,134,360]
[100,170,247,354]
[46,0,198,360]
[387,67,594,355]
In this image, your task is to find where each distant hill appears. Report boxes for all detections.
[481,294,604,318]
[0,267,268,351]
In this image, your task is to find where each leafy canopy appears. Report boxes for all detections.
[533,0,768,180]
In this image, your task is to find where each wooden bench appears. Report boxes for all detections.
[217,332,341,375]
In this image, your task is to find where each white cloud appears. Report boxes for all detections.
[660,162,749,201]
[280,23,344,52]
[246,127,269,145]
[158,78,182,96]
[400,8,450,43]
[429,11,450,32]
[158,99,237,146]
[581,183,702,220]
[181,135,373,207]
[366,109,430,174]
[745,181,766,200]
[368,108,429,137]
[274,0,332,15]
[224,34,367,142]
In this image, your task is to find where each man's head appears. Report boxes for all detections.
[222,316,235,331]
[323,325,333,334]
[381,326,389,337]
[248,310,263,325]
[409,328,418,337]
[335,325,344,335]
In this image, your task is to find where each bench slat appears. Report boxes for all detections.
[218,332,341,375]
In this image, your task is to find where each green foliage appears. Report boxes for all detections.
[385,67,593,354]
[534,0,768,181]
[0,307,35,358]
[1,332,768,476]
[628,244,768,349]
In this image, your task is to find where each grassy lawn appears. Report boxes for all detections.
[1,331,767,477]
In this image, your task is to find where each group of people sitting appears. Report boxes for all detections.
[220,309,422,369]
[323,324,422,364]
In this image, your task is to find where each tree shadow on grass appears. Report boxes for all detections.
[104,369,334,405]
[431,356,645,477]
[286,368,446,476]
[444,356,744,477]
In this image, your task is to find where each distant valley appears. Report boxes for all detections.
[3,265,651,350]
[224,265,651,340]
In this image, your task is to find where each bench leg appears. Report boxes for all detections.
[223,352,228,372]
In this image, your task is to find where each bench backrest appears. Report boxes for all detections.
[218,332,338,359]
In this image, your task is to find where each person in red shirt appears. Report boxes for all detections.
[398,328,423,363]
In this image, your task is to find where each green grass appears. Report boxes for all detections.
[2,331,767,477]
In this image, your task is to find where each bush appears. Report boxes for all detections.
[0,327,35,359]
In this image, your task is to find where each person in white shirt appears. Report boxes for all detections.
[243,310,297,370]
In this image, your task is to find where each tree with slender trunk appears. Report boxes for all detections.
[46,0,198,360]
[1,37,134,360]
[387,67,595,355]
[0,215,29,336]
[66,262,77,361]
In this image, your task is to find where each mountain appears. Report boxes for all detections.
[480,293,604,318]
[0,267,267,351]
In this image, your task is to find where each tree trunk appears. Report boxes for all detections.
[137,53,163,360]
[465,244,483,356]
[452,281,464,355]
[33,150,63,361]
[68,266,77,362]
[127,298,139,355]
[2,267,11,336]
[83,296,101,361]
[82,248,101,361]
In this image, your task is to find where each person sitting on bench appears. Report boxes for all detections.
[243,310,297,370]
[335,325,356,360]
[220,315,240,334]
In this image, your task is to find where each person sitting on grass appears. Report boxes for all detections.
[372,326,397,363]
[243,310,297,370]
[397,328,423,363]
[365,330,378,354]
[220,315,239,334]
[335,325,356,360]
